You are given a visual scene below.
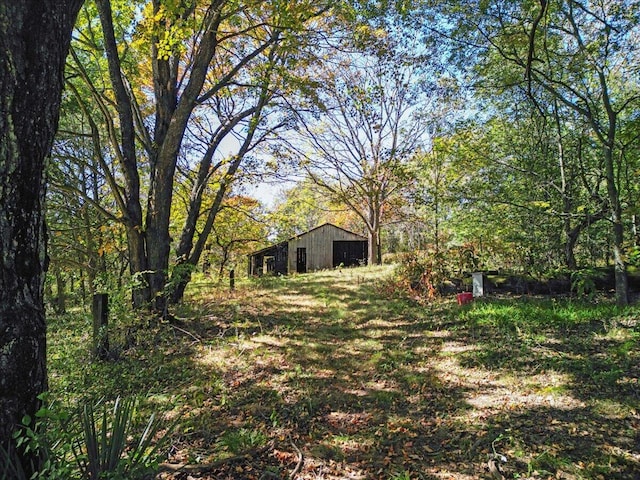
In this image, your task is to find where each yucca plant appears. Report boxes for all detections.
[0,442,27,480]
[72,397,171,480]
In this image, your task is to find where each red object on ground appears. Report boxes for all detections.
[456,292,473,305]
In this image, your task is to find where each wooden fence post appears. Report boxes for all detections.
[92,293,109,360]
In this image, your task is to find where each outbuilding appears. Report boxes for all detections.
[248,223,368,276]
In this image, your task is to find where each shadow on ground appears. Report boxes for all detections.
[50,266,640,479]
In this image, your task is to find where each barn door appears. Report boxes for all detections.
[296,247,307,273]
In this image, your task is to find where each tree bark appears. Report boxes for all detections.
[0,0,82,475]
[366,203,382,265]
[600,74,628,305]
[95,0,150,308]
[604,143,628,305]
[146,2,223,313]
[169,76,273,304]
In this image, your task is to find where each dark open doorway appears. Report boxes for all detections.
[296,247,307,273]
[333,240,368,267]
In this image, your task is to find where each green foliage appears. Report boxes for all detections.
[165,262,196,297]
[72,397,171,480]
[570,268,600,300]
[1,393,74,480]
[389,470,412,480]
[626,245,640,268]
[1,395,172,480]
[217,428,267,454]
[268,179,332,242]
[202,196,268,281]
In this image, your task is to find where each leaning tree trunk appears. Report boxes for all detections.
[0,1,82,476]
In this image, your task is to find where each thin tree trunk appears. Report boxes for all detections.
[0,1,82,475]
[53,267,67,315]
[169,77,273,304]
[553,99,577,270]
[366,203,382,265]
[605,142,628,305]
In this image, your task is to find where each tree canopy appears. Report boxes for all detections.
[37,0,640,306]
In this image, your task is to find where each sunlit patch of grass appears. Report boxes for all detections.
[599,327,639,360]
[460,298,623,335]
[217,427,268,454]
[591,398,636,419]
[536,384,569,396]
[48,311,94,398]
[350,337,384,352]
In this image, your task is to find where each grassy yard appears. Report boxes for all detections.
[48,265,640,479]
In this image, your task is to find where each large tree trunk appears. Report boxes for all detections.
[0,0,82,475]
[366,204,382,265]
[146,168,176,313]
[96,0,150,308]
[605,143,628,306]
[367,226,381,266]
[145,2,223,313]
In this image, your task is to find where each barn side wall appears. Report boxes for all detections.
[287,224,365,273]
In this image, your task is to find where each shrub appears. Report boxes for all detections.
[570,268,600,300]
[1,393,74,480]
[391,251,446,301]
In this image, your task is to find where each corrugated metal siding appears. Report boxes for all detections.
[287,224,365,272]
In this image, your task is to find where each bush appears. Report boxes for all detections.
[390,251,447,301]
[570,268,601,300]
[1,393,74,480]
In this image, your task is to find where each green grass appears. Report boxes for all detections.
[46,265,640,479]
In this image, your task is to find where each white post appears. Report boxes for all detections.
[472,272,484,297]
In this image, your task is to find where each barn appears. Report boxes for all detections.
[248,223,368,276]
